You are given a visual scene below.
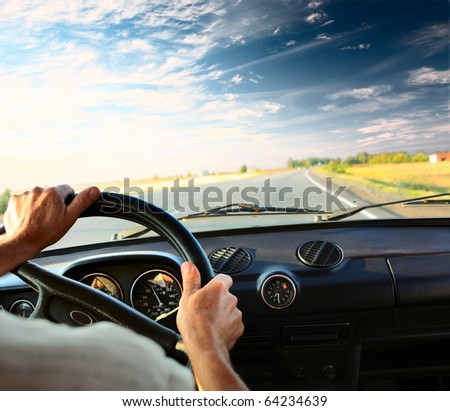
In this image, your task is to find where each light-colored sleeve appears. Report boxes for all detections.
[0,312,195,390]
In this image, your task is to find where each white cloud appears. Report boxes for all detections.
[231,74,243,84]
[192,126,272,148]
[272,27,281,36]
[116,39,153,54]
[305,12,326,24]
[356,135,395,147]
[308,1,323,9]
[357,118,410,134]
[0,0,150,27]
[328,85,392,101]
[248,74,264,84]
[321,19,335,27]
[230,34,245,45]
[431,124,450,134]
[262,101,283,114]
[286,40,296,47]
[351,111,449,151]
[407,67,450,86]
[355,118,415,147]
[200,96,282,122]
[225,93,238,101]
[316,33,331,41]
[320,90,416,114]
[182,33,212,46]
[207,69,224,80]
[340,43,371,51]
[401,23,449,56]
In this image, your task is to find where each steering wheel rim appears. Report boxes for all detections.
[12,192,215,360]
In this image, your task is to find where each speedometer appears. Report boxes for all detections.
[80,273,123,301]
[130,269,182,321]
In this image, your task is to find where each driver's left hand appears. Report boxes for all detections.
[2,185,100,267]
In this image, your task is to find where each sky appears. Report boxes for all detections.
[0,0,448,190]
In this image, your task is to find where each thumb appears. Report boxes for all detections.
[66,186,101,221]
[180,262,202,297]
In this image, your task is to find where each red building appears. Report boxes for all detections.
[429,152,450,163]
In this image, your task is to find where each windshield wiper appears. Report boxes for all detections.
[111,226,152,240]
[324,192,450,222]
[111,203,328,238]
[181,203,331,220]
[402,198,450,206]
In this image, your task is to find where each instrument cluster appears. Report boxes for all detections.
[62,253,184,322]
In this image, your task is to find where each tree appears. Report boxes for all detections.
[345,156,358,165]
[412,152,429,162]
[356,152,369,164]
[391,152,410,163]
[0,188,11,215]
[240,164,248,173]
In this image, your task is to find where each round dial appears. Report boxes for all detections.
[130,269,182,321]
[10,299,35,319]
[80,273,123,301]
[261,274,296,309]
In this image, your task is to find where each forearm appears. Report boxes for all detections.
[177,263,247,391]
[189,349,248,391]
[0,235,38,276]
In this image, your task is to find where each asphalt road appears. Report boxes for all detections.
[120,168,393,219]
[48,168,390,250]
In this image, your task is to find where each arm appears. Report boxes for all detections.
[0,185,100,276]
[177,262,248,391]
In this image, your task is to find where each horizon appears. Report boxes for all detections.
[0,0,448,191]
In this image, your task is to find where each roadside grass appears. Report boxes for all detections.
[315,161,450,199]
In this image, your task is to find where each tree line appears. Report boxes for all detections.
[287,151,430,173]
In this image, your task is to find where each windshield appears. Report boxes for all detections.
[0,0,448,248]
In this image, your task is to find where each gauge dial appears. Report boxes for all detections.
[261,274,296,309]
[80,273,123,301]
[130,269,182,321]
[10,299,35,319]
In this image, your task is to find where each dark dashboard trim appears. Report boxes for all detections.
[35,217,450,259]
[62,251,183,273]
[2,216,450,390]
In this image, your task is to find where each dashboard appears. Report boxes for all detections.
[1,218,450,390]
[63,253,183,322]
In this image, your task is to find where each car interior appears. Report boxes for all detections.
[1,193,450,390]
[0,0,449,393]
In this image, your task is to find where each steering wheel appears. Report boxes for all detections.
[12,192,215,362]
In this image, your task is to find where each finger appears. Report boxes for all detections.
[54,184,75,201]
[65,186,101,221]
[30,187,44,198]
[180,262,202,297]
[211,273,233,291]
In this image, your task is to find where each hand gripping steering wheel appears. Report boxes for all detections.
[11,192,215,362]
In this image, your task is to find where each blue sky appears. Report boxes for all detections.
[0,0,448,189]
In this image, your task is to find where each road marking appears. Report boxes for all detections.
[305,169,377,219]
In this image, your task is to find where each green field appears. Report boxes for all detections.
[315,161,450,199]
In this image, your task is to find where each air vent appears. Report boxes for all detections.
[236,330,272,347]
[297,240,343,268]
[284,323,349,347]
[208,247,252,274]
